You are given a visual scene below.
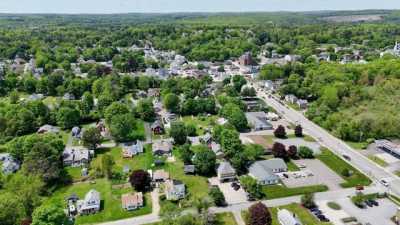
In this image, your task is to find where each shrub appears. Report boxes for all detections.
[274,125,286,138]
[327,202,341,210]
[298,146,314,158]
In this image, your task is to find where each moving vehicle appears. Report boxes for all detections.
[380,179,389,187]
[342,154,351,161]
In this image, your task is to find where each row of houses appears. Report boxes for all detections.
[285,95,309,109]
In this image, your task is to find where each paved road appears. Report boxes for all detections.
[252,84,400,196]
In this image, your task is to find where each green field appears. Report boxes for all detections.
[317,148,371,188]
[287,160,300,171]
[368,155,388,167]
[44,179,152,225]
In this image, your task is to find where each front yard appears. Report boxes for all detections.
[44,179,152,225]
[181,115,217,135]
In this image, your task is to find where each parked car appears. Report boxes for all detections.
[355,202,367,209]
[365,200,373,207]
[370,199,379,206]
[283,173,289,178]
[317,215,330,222]
[231,182,240,191]
[356,185,364,191]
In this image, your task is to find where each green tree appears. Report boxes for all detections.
[104,102,130,125]
[163,93,180,113]
[136,99,155,121]
[5,174,44,216]
[209,186,226,206]
[101,154,115,179]
[170,122,187,145]
[193,146,216,175]
[109,114,137,142]
[56,107,80,129]
[298,146,314,158]
[23,142,63,185]
[220,129,243,158]
[0,192,25,225]
[31,204,68,225]
[240,176,264,199]
[82,127,102,150]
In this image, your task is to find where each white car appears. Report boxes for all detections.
[380,179,389,187]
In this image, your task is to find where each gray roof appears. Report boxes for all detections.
[248,159,286,181]
[245,112,273,130]
[152,140,172,154]
[218,161,236,175]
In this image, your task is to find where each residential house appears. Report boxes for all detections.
[277,209,302,225]
[248,159,287,185]
[37,124,60,134]
[28,93,44,101]
[152,169,169,183]
[211,142,224,159]
[72,126,81,138]
[63,146,94,167]
[296,99,308,109]
[77,189,101,215]
[239,52,253,66]
[184,165,195,174]
[284,55,301,63]
[122,141,144,158]
[0,153,20,175]
[148,88,161,98]
[152,139,172,156]
[246,112,273,131]
[165,179,186,201]
[285,95,298,104]
[121,192,143,211]
[264,80,276,91]
[151,120,164,135]
[217,161,236,182]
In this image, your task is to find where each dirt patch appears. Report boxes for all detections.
[322,14,384,23]
[248,135,272,150]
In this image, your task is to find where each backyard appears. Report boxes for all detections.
[44,179,152,225]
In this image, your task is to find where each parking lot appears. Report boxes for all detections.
[208,177,248,205]
[336,197,398,225]
[280,159,344,190]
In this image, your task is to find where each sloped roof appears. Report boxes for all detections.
[218,161,236,175]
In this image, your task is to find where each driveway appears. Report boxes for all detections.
[281,159,344,191]
[209,177,248,205]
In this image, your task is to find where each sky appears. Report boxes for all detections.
[0,0,400,14]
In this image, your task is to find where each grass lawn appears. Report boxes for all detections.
[182,115,217,135]
[44,179,152,225]
[262,184,328,199]
[146,212,237,225]
[303,135,317,142]
[215,212,237,225]
[264,135,275,145]
[66,167,84,182]
[367,155,388,167]
[317,148,371,188]
[270,203,332,225]
[163,153,210,201]
[133,120,146,140]
[287,160,300,171]
[92,145,155,174]
[346,141,368,150]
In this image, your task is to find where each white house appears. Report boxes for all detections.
[77,189,101,215]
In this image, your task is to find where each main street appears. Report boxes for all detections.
[252,83,400,197]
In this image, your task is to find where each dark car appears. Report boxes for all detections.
[370,199,379,206]
[355,202,366,209]
[365,200,373,207]
[318,215,330,222]
[343,154,351,161]
[283,173,289,178]
[312,210,322,215]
